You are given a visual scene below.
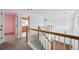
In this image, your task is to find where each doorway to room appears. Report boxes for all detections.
[22,16,30,43]
[4,13,18,43]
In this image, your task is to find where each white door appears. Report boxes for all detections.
[0,10,4,44]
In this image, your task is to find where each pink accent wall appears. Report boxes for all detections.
[4,13,16,34]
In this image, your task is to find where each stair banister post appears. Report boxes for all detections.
[38,26,39,41]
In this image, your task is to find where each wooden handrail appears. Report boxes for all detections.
[30,28,79,40]
[38,26,50,42]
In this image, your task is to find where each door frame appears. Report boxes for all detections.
[0,10,5,44]
[26,16,30,43]
[22,16,30,43]
[3,12,18,39]
[16,15,18,38]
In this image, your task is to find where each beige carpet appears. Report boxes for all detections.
[0,34,32,50]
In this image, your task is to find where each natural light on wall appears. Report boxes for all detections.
[48,25,69,40]
[57,26,68,30]
[54,25,69,31]
[22,20,28,26]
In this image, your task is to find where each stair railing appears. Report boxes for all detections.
[30,26,79,50]
[38,26,52,50]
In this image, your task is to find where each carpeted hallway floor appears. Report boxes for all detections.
[0,34,33,50]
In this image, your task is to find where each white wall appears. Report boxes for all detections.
[73,11,79,50]
[29,10,45,35]
[29,9,66,36]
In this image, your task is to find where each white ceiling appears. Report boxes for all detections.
[3,9,78,15]
[4,9,27,14]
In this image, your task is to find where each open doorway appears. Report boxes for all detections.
[22,16,30,43]
[4,13,18,43]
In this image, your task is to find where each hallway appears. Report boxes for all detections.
[0,9,79,50]
[0,34,32,50]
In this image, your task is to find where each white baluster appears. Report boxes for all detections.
[78,40,79,50]
[64,37,66,50]
[58,36,60,50]
[70,38,72,50]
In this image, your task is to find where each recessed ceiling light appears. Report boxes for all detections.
[27,9,32,11]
